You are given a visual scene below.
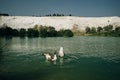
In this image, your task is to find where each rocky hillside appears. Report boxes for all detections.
[0,16,120,31]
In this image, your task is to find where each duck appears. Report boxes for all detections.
[51,54,57,61]
[44,51,57,61]
[51,51,58,61]
[58,47,64,57]
[44,52,51,60]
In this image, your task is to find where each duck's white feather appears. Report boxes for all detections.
[44,53,51,60]
[58,47,64,57]
[52,54,57,61]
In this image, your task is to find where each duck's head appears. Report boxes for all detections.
[60,47,63,51]
[58,47,64,57]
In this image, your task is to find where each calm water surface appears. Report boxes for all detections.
[0,36,120,80]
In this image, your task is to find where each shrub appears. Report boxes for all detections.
[63,29,74,37]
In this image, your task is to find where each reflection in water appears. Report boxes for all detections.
[44,55,64,65]
[0,49,3,61]
[45,59,51,65]
[45,57,64,65]
[0,38,9,61]
[53,61,57,65]
[59,58,64,65]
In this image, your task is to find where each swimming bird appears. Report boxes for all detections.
[51,51,57,61]
[44,51,57,61]
[44,52,51,60]
[58,47,64,57]
[51,54,57,61]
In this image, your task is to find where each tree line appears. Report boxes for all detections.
[45,13,72,16]
[0,13,72,17]
[0,13,9,16]
[0,25,74,37]
[85,25,120,37]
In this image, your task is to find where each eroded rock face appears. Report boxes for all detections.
[0,16,120,31]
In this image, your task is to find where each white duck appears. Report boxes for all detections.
[58,47,64,57]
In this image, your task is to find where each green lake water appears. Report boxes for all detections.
[0,36,120,80]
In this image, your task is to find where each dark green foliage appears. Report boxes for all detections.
[53,13,56,16]
[1,24,120,37]
[45,13,65,16]
[97,27,103,33]
[0,13,9,16]
[33,30,39,37]
[4,27,13,36]
[27,28,39,37]
[90,27,96,34]
[27,28,33,37]
[115,27,120,32]
[69,14,72,16]
[103,25,113,32]
[38,26,73,37]
[57,29,74,37]
[85,25,120,37]
[85,27,91,33]
[63,29,74,37]
[0,27,5,36]
[0,26,13,36]
[39,26,48,37]
[13,29,19,36]
[113,27,120,37]
[47,26,57,37]
[0,25,74,37]
[102,25,113,36]
[19,28,26,37]
[57,29,64,37]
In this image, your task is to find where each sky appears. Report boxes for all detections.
[0,0,120,17]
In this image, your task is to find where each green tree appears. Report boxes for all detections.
[97,27,103,33]
[63,29,74,37]
[115,27,120,32]
[27,28,34,37]
[57,29,64,37]
[114,27,120,36]
[85,27,91,33]
[47,26,57,37]
[69,14,72,16]
[53,13,56,16]
[5,27,13,36]
[103,25,113,36]
[103,25,113,32]
[91,27,96,34]
[13,29,19,36]
[27,28,39,37]
[33,30,39,37]
[19,28,26,37]
[39,26,48,37]
[33,24,39,31]
[109,25,113,31]
[0,26,13,36]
